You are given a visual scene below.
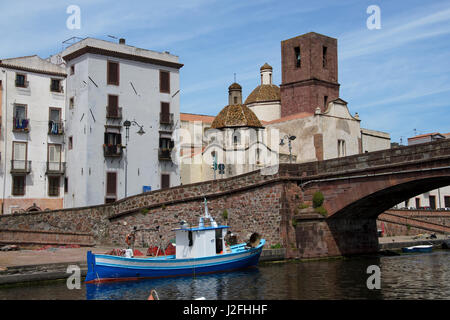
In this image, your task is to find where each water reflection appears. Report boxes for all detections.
[0,251,449,300]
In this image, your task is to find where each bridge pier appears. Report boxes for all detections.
[293,209,379,258]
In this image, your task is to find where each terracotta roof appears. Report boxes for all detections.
[263,112,313,125]
[245,84,280,105]
[228,82,242,90]
[408,132,443,140]
[260,63,273,71]
[211,104,263,129]
[180,113,215,123]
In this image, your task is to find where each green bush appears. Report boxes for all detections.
[140,208,149,215]
[270,243,282,249]
[314,206,328,217]
[292,218,297,228]
[312,191,324,208]
[298,203,309,209]
[222,209,228,220]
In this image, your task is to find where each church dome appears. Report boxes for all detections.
[245,62,280,105]
[244,84,280,105]
[260,63,273,71]
[211,104,263,129]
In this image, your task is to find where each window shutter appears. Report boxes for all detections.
[108,61,119,85]
[117,134,122,145]
[161,174,170,189]
[161,102,170,114]
[106,172,117,195]
[160,71,170,93]
[108,95,118,108]
[104,132,108,144]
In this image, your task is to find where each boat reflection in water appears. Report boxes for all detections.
[85,267,262,300]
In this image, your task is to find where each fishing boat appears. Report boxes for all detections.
[85,199,265,283]
[401,244,433,253]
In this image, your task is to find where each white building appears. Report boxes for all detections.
[59,37,183,208]
[396,132,450,210]
[0,55,67,214]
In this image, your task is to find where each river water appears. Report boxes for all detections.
[0,251,449,300]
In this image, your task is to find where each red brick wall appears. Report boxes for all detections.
[280,32,340,116]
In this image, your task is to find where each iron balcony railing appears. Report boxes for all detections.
[11,160,32,174]
[12,118,30,132]
[106,106,123,119]
[158,148,172,161]
[48,121,64,135]
[46,161,66,175]
[103,144,123,157]
[160,113,174,125]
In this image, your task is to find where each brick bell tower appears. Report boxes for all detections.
[280,32,340,117]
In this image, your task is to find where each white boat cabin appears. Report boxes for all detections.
[174,199,229,259]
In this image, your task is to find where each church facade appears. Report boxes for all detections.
[179,32,391,184]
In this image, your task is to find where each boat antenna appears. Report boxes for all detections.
[204,197,210,218]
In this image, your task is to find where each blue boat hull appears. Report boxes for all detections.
[401,246,433,253]
[85,239,265,283]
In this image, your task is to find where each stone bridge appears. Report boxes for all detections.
[1,139,449,259]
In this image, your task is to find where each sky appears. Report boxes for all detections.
[1,0,449,144]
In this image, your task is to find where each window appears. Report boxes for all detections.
[107,61,119,85]
[12,176,25,196]
[160,70,170,93]
[70,65,75,75]
[13,104,28,131]
[160,102,172,124]
[415,198,421,209]
[324,96,328,108]
[322,46,328,68]
[68,136,73,150]
[337,139,346,157]
[107,95,119,117]
[64,177,68,193]
[15,73,27,87]
[445,196,450,208]
[161,174,170,189]
[48,176,60,196]
[405,199,409,208]
[294,46,301,68]
[104,132,122,146]
[233,131,241,145]
[105,172,117,203]
[12,141,27,171]
[69,97,74,109]
[233,96,238,104]
[50,79,62,92]
[48,144,62,171]
[429,195,436,209]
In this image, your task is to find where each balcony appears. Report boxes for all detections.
[11,160,32,174]
[48,121,64,135]
[160,113,174,125]
[103,144,123,157]
[46,161,66,175]
[106,106,123,119]
[158,148,172,161]
[12,118,30,132]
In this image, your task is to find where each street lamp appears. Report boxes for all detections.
[280,134,296,164]
[123,120,146,197]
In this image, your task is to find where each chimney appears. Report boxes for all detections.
[119,38,126,45]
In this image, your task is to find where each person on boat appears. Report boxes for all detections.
[125,226,137,249]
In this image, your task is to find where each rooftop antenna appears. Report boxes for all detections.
[107,35,118,40]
